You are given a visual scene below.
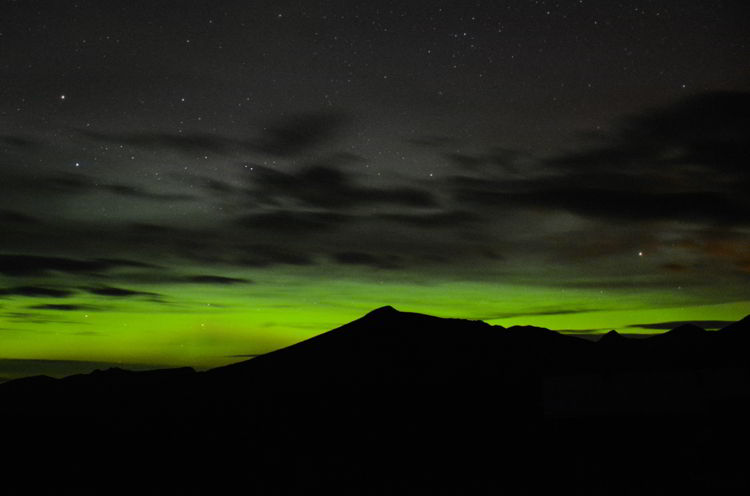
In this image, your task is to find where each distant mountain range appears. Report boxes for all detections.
[2,307,749,494]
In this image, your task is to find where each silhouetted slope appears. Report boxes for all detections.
[1,309,749,495]
[208,305,505,385]
[719,314,750,333]
[716,314,750,350]
[209,307,603,385]
[598,329,625,344]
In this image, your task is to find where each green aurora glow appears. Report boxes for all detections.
[2,260,748,379]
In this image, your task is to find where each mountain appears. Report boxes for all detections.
[1,307,749,494]
[598,329,626,344]
[207,305,504,384]
[718,314,750,333]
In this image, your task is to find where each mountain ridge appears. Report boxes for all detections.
[1,307,749,494]
[2,307,749,386]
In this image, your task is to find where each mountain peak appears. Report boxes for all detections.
[716,314,750,334]
[365,305,399,317]
[650,323,706,344]
[598,330,625,344]
[665,323,705,336]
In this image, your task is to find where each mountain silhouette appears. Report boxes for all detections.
[208,305,505,386]
[598,329,625,344]
[1,307,749,494]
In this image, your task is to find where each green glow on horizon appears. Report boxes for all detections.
[2,263,749,379]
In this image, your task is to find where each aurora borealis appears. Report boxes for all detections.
[1,1,749,380]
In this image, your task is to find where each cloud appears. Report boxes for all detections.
[2,211,320,279]
[235,210,351,233]
[99,183,195,202]
[0,135,39,149]
[0,255,146,277]
[455,181,749,224]
[183,276,252,285]
[0,118,479,279]
[676,228,750,274]
[406,135,458,148]
[248,163,437,210]
[446,92,750,226]
[197,176,244,195]
[627,320,736,330]
[81,130,234,155]
[2,311,74,325]
[254,112,346,156]
[0,210,40,225]
[377,210,480,228]
[443,148,528,173]
[28,304,98,311]
[236,245,315,267]
[332,251,401,270]
[0,171,195,203]
[86,286,160,298]
[555,329,609,335]
[81,112,350,160]
[659,263,690,273]
[478,309,600,321]
[444,152,486,169]
[552,91,750,174]
[1,92,744,288]
[0,286,74,298]
[95,258,157,269]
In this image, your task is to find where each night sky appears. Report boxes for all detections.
[1,0,749,379]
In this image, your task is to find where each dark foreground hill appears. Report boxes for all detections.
[1,307,749,494]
